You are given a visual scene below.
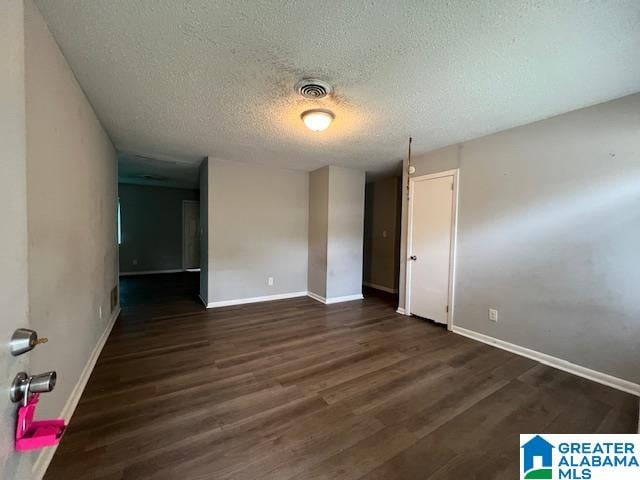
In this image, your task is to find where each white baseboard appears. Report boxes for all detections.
[452,325,640,397]
[326,294,364,304]
[307,292,364,304]
[32,305,121,479]
[307,291,326,303]
[363,282,398,294]
[396,307,406,315]
[206,291,308,308]
[206,290,365,309]
[120,269,184,276]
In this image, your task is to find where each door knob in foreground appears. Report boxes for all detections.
[10,371,57,404]
[29,371,57,394]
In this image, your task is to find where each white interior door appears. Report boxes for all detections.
[408,174,454,324]
[182,201,200,270]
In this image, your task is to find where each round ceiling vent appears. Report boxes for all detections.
[295,79,332,99]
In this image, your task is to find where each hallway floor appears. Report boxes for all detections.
[45,274,638,479]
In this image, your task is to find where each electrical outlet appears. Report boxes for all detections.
[133,259,138,265]
[489,308,498,322]
[267,276,274,286]
[98,305,103,320]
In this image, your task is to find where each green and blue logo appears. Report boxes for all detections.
[520,434,640,480]
[521,435,554,479]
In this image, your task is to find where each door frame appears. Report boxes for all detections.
[405,169,459,330]
[182,200,200,271]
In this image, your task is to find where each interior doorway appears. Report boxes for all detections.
[362,176,402,297]
[405,169,458,327]
[117,183,201,309]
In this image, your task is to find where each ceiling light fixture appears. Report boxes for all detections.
[301,109,335,132]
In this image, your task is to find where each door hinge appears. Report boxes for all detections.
[446,305,449,313]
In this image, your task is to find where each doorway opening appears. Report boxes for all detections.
[362,176,402,302]
[115,153,206,308]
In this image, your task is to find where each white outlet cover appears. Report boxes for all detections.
[268,277,274,286]
[489,309,498,322]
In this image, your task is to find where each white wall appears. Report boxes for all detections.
[25,0,119,422]
[400,92,640,384]
[0,1,33,477]
[207,158,308,304]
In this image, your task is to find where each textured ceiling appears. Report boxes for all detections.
[35,0,640,176]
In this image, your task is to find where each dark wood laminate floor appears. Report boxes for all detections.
[46,273,638,479]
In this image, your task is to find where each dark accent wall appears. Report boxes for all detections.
[118,183,198,273]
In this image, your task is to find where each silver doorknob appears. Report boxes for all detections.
[29,371,57,394]
[10,371,57,404]
[409,255,417,261]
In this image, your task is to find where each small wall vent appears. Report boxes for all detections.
[295,79,332,99]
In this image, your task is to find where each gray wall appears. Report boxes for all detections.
[326,166,366,299]
[308,167,330,298]
[207,158,309,303]
[199,159,209,304]
[0,1,32,476]
[25,0,119,426]
[307,166,366,300]
[118,183,198,273]
[400,92,640,384]
[363,177,401,292]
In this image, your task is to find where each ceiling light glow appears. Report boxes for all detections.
[301,109,334,132]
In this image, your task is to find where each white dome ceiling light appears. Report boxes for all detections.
[301,109,335,132]
[296,79,335,132]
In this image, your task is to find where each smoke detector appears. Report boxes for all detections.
[295,79,332,99]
